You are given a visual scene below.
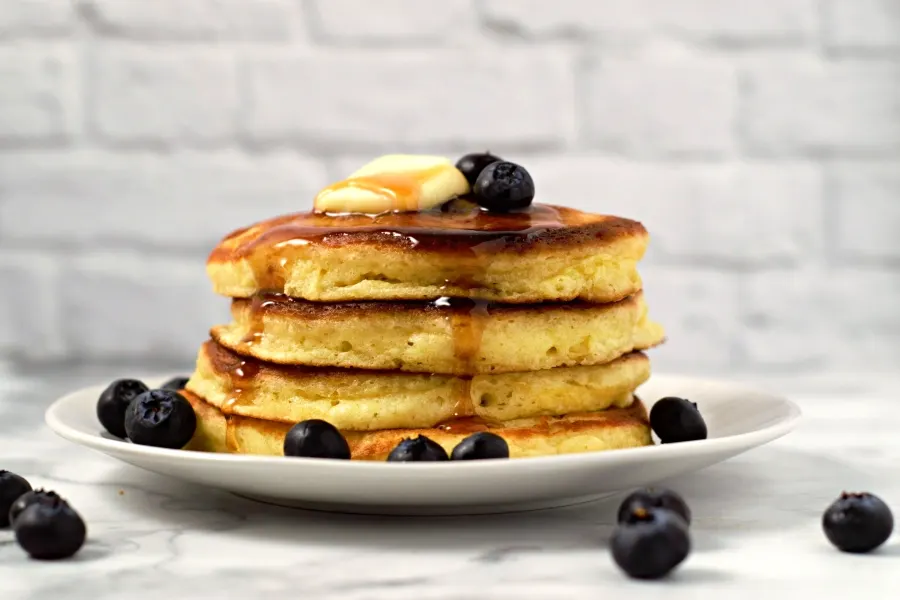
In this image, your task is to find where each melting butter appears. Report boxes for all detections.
[313,154,470,214]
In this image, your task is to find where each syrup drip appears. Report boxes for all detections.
[437,417,492,435]
[239,293,284,348]
[442,238,496,424]
[222,357,260,413]
[224,416,239,452]
[446,298,490,419]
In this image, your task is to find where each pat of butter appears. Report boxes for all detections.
[314,154,470,213]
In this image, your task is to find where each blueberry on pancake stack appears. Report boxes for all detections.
[182,154,665,460]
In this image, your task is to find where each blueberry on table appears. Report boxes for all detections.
[472,161,535,212]
[8,489,60,528]
[0,470,32,528]
[14,498,86,560]
[823,492,894,553]
[611,507,691,580]
[160,376,190,391]
[455,152,504,187]
[649,397,708,444]
[387,436,449,462]
[450,432,509,460]
[283,420,351,459]
[124,389,197,449]
[617,488,692,526]
[97,379,150,438]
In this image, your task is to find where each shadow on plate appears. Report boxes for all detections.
[105,445,874,555]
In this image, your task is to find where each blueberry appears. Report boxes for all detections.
[617,488,692,526]
[283,420,351,459]
[823,492,894,553]
[650,397,707,444]
[160,376,190,391]
[450,432,509,460]
[0,470,32,528]
[14,497,86,560]
[472,161,535,212]
[455,152,504,187]
[9,489,60,528]
[124,389,197,449]
[97,379,149,439]
[611,508,691,580]
[387,436,449,462]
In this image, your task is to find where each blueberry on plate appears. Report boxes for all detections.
[450,432,509,460]
[124,389,197,450]
[387,436,449,462]
[283,420,351,459]
[8,489,60,528]
[612,507,691,580]
[0,470,32,528]
[455,151,504,187]
[160,376,190,391]
[649,397,707,444]
[97,379,150,439]
[472,161,535,212]
[823,492,894,553]
[617,488,692,526]
[14,497,86,560]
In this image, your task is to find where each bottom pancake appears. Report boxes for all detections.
[183,390,652,461]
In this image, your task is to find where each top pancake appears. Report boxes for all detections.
[207,199,648,303]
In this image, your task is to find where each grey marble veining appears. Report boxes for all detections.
[1,367,898,599]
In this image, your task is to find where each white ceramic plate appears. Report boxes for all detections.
[46,374,800,515]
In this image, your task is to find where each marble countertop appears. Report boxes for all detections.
[1,366,898,599]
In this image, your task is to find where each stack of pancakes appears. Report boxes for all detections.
[183,201,665,460]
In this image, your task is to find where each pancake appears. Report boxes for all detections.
[183,390,653,460]
[212,292,665,374]
[206,200,648,304]
[185,340,652,431]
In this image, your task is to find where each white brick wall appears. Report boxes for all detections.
[0,0,897,377]
[0,48,77,144]
[583,59,738,156]
[482,0,818,43]
[80,0,300,41]
[240,48,574,149]
[0,0,75,38]
[89,46,239,147]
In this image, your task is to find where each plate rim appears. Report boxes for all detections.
[45,372,803,473]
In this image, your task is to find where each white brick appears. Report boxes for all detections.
[738,269,900,371]
[742,62,900,155]
[518,157,821,265]
[81,0,298,41]
[584,60,737,156]
[483,0,816,42]
[0,252,65,360]
[62,252,230,361]
[824,0,900,50]
[240,49,573,148]
[312,0,474,43]
[0,152,329,248]
[639,267,741,372]
[0,49,75,143]
[0,0,75,38]
[89,47,237,146]
[830,163,900,260]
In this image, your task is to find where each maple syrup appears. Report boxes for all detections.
[213,200,573,260]
[220,352,260,413]
[238,294,282,348]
